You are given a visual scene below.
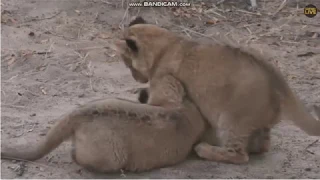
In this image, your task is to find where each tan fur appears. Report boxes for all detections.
[1,77,205,172]
[114,17,320,164]
[127,58,271,155]
[137,87,271,154]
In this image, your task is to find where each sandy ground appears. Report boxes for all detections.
[1,0,320,178]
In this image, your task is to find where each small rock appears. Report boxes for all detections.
[39,132,46,136]
[30,113,36,117]
[28,32,35,37]
[305,167,312,171]
[78,94,85,98]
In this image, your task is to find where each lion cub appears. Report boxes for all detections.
[114,16,320,164]
[1,75,205,173]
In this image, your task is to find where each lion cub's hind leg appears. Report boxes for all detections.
[195,113,251,164]
[247,128,271,154]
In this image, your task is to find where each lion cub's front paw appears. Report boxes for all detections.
[194,142,216,159]
[194,142,249,164]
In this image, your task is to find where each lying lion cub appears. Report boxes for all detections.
[114,16,320,164]
[1,75,205,173]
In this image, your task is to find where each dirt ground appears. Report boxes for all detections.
[1,0,320,178]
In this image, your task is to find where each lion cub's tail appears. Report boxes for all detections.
[1,111,83,161]
[281,88,320,136]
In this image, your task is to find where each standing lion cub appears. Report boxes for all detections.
[1,75,205,173]
[114,16,320,164]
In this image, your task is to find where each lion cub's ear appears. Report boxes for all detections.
[113,39,139,53]
[125,39,139,52]
[129,16,147,27]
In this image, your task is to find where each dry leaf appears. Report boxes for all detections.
[20,50,34,60]
[184,13,191,18]
[109,53,116,57]
[7,57,16,66]
[40,39,49,44]
[97,32,112,39]
[1,14,16,24]
[312,33,318,39]
[205,19,219,25]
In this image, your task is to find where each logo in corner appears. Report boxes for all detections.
[304,4,317,18]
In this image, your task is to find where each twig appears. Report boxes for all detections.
[14,130,25,138]
[2,157,53,169]
[46,155,54,163]
[216,0,225,5]
[279,40,299,44]
[35,51,53,55]
[173,24,220,42]
[273,0,287,16]
[1,90,6,97]
[119,6,129,30]
[235,8,262,16]
[305,139,319,155]
[205,9,227,19]
[6,74,19,81]
[25,90,40,97]
[121,0,125,9]
[44,30,77,41]
[45,42,55,59]
[75,46,109,51]
[306,149,315,155]
[40,87,47,95]
[89,78,95,92]
[306,139,319,149]
[100,0,112,4]
[245,27,252,35]
[83,53,89,63]
[78,23,85,39]
[182,29,192,39]
[21,11,62,24]
[74,51,84,59]
[151,8,159,25]
[2,104,27,109]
